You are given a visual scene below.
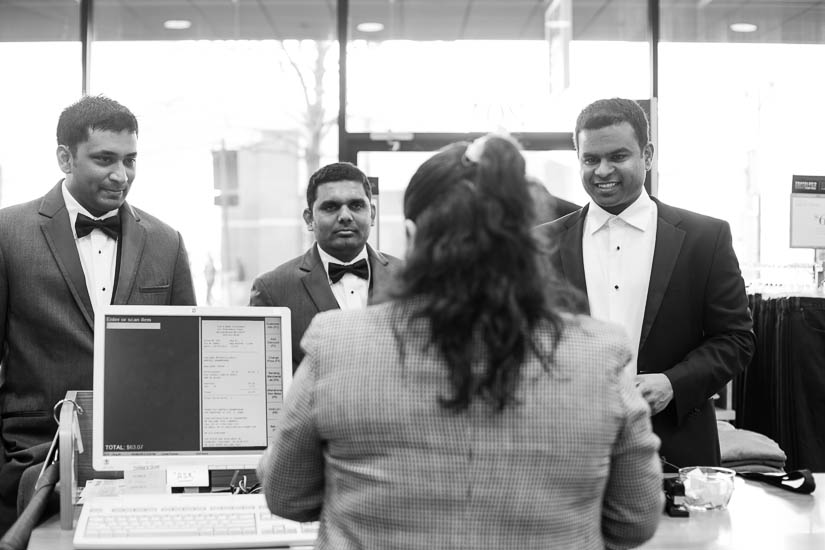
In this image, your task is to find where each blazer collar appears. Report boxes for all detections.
[112,203,146,304]
[39,182,95,329]
[639,198,684,351]
[558,204,589,297]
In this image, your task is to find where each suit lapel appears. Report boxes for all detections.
[300,245,339,312]
[560,206,588,294]
[113,203,146,304]
[640,200,684,352]
[367,244,394,305]
[38,183,94,329]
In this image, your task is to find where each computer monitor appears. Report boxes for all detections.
[92,305,292,474]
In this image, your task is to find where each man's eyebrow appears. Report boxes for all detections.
[92,149,138,157]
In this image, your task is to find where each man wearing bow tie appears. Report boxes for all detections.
[0,95,195,533]
[249,162,401,372]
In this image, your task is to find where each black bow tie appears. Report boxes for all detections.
[328,258,369,283]
[75,213,121,240]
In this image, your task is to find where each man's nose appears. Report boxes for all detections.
[595,159,614,178]
[110,162,128,183]
[338,206,353,222]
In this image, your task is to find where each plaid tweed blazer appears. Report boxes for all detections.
[259,301,663,550]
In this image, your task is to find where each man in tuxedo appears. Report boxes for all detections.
[249,162,401,372]
[538,98,755,469]
[0,95,196,532]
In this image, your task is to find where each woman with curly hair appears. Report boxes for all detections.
[259,134,663,550]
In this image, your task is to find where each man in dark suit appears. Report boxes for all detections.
[249,162,401,372]
[0,95,196,532]
[538,98,755,469]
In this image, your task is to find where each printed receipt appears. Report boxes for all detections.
[201,319,283,447]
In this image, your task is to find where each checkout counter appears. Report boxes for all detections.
[26,472,825,549]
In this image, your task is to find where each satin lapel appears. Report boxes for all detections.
[560,207,588,294]
[639,203,684,352]
[113,203,147,304]
[38,185,94,329]
[300,245,339,312]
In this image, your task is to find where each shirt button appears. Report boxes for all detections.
[614,285,619,290]
[102,287,106,291]
[616,246,620,250]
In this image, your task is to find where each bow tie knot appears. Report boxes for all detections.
[328,258,369,283]
[75,213,121,240]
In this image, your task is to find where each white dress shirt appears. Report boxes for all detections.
[62,182,119,312]
[582,192,657,373]
[317,245,370,310]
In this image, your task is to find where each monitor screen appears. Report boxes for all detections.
[92,305,292,472]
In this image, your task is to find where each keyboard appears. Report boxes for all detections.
[72,493,318,549]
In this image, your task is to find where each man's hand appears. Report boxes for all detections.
[635,373,673,415]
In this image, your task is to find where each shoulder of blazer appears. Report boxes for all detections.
[652,197,727,233]
[367,244,402,269]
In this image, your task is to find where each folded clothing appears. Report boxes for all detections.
[718,421,786,472]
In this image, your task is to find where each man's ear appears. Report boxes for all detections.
[643,142,655,171]
[370,202,377,226]
[302,208,314,231]
[56,145,73,175]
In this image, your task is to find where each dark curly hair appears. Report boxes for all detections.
[394,135,582,412]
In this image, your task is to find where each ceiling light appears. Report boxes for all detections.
[356,22,384,33]
[164,19,192,31]
[729,22,758,33]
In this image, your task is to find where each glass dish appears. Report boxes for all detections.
[678,466,736,510]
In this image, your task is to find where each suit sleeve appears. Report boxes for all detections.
[602,367,663,549]
[248,276,274,306]
[258,319,324,522]
[170,232,196,305]
[664,221,755,418]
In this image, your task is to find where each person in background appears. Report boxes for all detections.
[258,134,662,549]
[527,175,580,224]
[538,97,755,470]
[0,95,196,533]
[248,162,401,372]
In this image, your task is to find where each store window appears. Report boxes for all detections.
[658,0,825,292]
[346,0,649,134]
[89,0,339,305]
[0,1,81,208]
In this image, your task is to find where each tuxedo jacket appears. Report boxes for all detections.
[249,243,402,372]
[538,197,755,468]
[0,182,195,516]
[258,304,663,549]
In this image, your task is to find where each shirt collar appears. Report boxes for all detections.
[316,244,370,284]
[62,180,120,239]
[586,191,655,234]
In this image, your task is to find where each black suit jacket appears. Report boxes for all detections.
[249,243,402,372]
[0,182,196,528]
[539,197,755,468]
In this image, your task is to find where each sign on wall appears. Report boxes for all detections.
[790,175,825,248]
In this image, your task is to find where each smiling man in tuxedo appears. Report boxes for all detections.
[538,98,754,470]
[0,95,196,533]
[249,162,401,372]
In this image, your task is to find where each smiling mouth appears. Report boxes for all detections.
[594,181,620,190]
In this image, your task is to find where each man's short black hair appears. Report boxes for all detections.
[56,95,138,155]
[306,162,372,209]
[573,98,650,152]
